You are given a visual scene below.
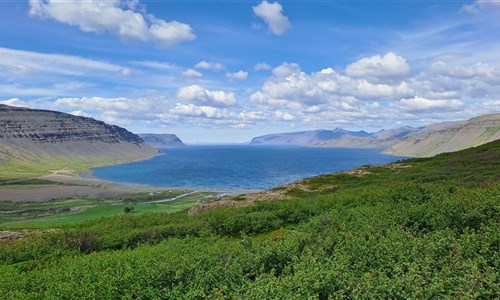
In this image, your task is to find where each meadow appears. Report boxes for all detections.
[0,190,217,228]
[0,141,499,299]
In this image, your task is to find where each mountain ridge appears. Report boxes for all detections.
[250,113,500,157]
[138,134,185,148]
[0,104,158,166]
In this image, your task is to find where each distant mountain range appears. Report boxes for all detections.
[251,114,500,157]
[138,134,185,148]
[0,104,158,163]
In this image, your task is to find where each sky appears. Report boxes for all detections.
[1,0,500,144]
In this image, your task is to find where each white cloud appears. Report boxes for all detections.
[69,110,91,117]
[462,0,500,14]
[428,61,498,79]
[170,103,224,119]
[182,69,203,78]
[176,85,237,107]
[248,52,500,129]
[54,96,154,112]
[0,98,29,107]
[226,70,248,80]
[0,47,128,77]
[195,61,224,71]
[253,1,291,36]
[272,62,301,77]
[275,111,295,121]
[254,62,272,71]
[395,96,463,113]
[29,0,195,45]
[345,52,411,80]
[132,61,177,71]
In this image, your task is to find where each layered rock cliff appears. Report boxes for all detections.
[0,104,158,162]
[138,134,185,148]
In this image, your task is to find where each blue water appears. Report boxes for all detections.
[91,145,403,190]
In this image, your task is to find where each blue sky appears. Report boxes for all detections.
[1,0,500,143]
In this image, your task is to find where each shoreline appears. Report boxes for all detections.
[0,169,261,202]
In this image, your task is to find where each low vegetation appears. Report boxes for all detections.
[0,190,216,228]
[0,141,499,298]
[0,158,119,181]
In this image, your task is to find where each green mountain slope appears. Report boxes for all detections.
[1,141,499,298]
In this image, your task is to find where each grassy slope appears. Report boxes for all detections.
[0,158,120,181]
[0,141,499,299]
[0,190,216,228]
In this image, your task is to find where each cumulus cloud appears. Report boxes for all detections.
[68,110,91,117]
[226,70,248,80]
[170,103,224,119]
[462,0,500,14]
[182,69,203,78]
[0,98,29,107]
[345,52,411,80]
[248,52,500,129]
[275,111,295,121]
[176,85,237,107]
[253,1,291,36]
[272,62,301,77]
[7,49,500,133]
[195,61,224,71]
[395,96,463,113]
[54,96,154,112]
[254,62,272,71]
[29,0,195,45]
[428,61,498,79]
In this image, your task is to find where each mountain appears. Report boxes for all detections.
[138,134,185,148]
[250,114,500,156]
[250,128,374,146]
[250,127,419,148]
[385,114,500,157]
[0,104,158,163]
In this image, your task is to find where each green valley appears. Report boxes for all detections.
[0,140,498,299]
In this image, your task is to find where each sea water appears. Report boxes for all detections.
[91,145,403,190]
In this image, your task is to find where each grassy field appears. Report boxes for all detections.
[0,156,153,181]
[0,141,499,298]
[0,190,217,228]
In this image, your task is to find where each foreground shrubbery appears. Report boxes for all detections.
[1,141,499,299]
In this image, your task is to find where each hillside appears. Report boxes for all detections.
[0,104,158,178]
[250,114,500,157]
[385,113,500,157]
[1,140,498,298]
[138,134,185,148]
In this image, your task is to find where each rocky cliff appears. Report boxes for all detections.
[385,114,500,157]
[138,134,185,148]
[0,104,158,162]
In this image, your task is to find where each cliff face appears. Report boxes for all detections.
[0,104,158,162]
[138,134,185,148]
[385,114,500,157]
